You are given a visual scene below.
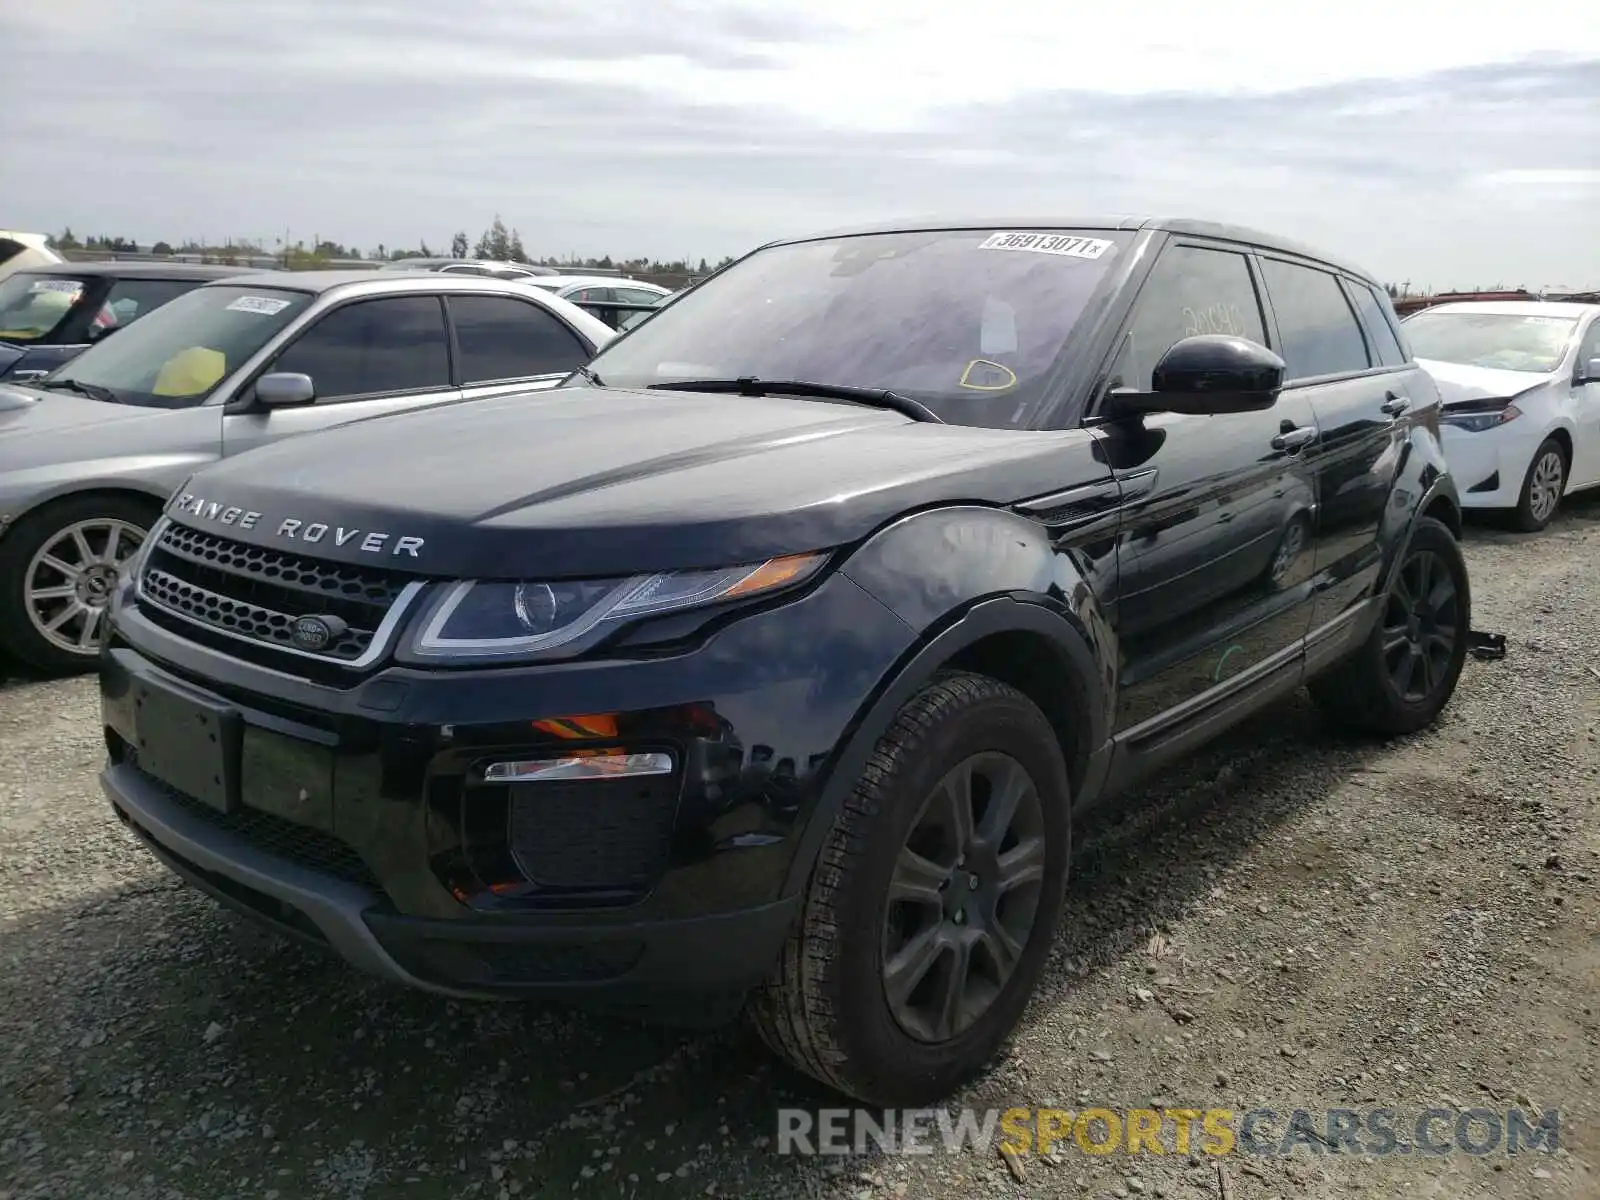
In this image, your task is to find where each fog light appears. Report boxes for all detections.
[482,751,673,783]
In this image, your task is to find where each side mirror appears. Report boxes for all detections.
[1579,357,1600,385]
[254,372,316,408]
[1106,335,1286,418]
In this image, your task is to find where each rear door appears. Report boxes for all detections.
[221,293,458,456]
[1098,239,1322,736]
[1255,258,1411,642]
[446,293,597,400]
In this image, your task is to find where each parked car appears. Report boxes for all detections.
[0,271,613,671]
[96,217,1470,1106]
[528,275,674,329]
[0,230,64,282]
[1402,300,1600,530]
[0,262,261,384]
[378,258,558,279]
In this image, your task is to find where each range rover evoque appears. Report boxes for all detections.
[99,217,1472,1106]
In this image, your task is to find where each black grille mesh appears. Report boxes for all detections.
[126,751,383,895]
[507,775,679,893]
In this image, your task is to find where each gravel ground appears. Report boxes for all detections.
[2,498,1597,1200]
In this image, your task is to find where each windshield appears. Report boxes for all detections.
[43,285,315,408]
[1403,311,1578,373]
[0,273,91,342]
[585,229,1132,427]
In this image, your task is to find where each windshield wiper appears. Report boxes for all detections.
[573,363,606,387]
[38,377,121,404]
[646,377,942,423]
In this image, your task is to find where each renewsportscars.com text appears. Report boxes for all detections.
[776,1106,1561,1158]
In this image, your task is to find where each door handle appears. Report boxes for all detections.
[1381,392,1410,417]
[1271,425,1318,453]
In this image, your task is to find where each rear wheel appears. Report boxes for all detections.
[1512,438,1567,532]
[0,494,157,673]
[750,672,1071,1106]
[1309,515,1469,736]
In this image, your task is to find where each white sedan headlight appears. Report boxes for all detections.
[400,552,827,662]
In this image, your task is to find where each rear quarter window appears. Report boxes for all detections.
[1345,281,1408,368]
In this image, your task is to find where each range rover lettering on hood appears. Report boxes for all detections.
[170,493,426,558]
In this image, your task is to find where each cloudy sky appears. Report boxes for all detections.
[5,0,1597,288]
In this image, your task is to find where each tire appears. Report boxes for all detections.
[750,671,1071,1106]
[1308,515,1470,736]
[0,493,159,674]
[1511,437,1568,532]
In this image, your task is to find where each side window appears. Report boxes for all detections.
[95,278,195,335]
[565,286,613,305]
[448,295,590,383]
[1114,245,1267,391]
[1258,258,1372,380]
[616,287,664,306]
[269,295,450,399]
[1343,280,1407,368]
[1577,320,1600,378]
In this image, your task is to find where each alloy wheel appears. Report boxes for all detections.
[1527,449,1565,525]
[1269,519,1307,583]
[23,519,146,655]
[1380,548,1460,704]
[881,752,1047,1043]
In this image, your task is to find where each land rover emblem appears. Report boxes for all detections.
[290,614,346,652]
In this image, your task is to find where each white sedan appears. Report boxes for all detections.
[1403,300,1600,531]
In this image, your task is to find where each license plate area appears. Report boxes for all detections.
[132,679,242,813]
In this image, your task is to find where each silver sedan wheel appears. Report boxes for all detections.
[23,518,147,655]
[1526,449,1565,525]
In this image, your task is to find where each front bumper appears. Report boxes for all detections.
[103,760,799,1005]
[99,569,916,1003]
[1438,424,1545,509]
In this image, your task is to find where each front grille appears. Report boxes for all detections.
[126,751,384,894]
[139,522,418,665]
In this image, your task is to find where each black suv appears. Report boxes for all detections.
[98,218,1470,1106]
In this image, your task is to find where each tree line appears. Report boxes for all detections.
[45,216,734,278]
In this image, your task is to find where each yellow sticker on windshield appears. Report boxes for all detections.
[959,359,1018,391]
[154,346,226,397]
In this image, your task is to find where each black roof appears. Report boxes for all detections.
[776,215,1380,286]
[25,261,268,280]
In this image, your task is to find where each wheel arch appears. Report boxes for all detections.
[780,594,1112,897]
[1,483,169,546]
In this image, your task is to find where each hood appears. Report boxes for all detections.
[1415,358,1552,408]
[163,386,1106,578]
[0,391,213,467]
[0,381,38,413]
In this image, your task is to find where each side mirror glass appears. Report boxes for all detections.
[1107,335,1286,418]
[255,371,316,408]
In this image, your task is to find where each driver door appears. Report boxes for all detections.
[1100,240,1322,737]
[221,294,460,457]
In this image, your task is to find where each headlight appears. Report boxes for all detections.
[1441,402,1521,432]
[402,552,828,662]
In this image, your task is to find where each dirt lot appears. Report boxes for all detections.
[2,500,1597,1200]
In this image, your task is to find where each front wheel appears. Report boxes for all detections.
[750,672,1071,1106]
[0,494,157,673]
[1511,437,1567,532]
[1309,515,1470,736]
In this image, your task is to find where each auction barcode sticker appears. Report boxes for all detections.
[226,295,292,316]
[29,279,84,294]
[978,232,1113,259]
